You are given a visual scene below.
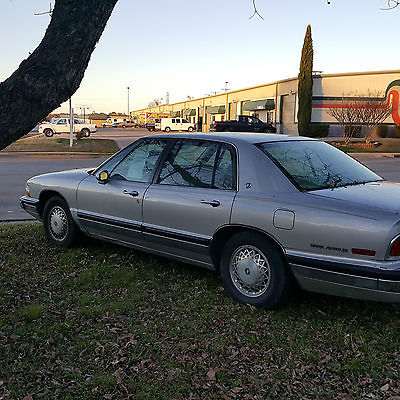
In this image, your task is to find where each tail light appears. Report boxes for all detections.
[390,236,400,257]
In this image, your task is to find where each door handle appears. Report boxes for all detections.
[200,200,220,207]
[122,189,139,197]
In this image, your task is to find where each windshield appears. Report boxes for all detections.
[258,140,382,191]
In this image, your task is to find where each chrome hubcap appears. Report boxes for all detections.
[230,245,271,297]
[48,206,68,241]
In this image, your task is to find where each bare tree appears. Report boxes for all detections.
[327,93,392,145]
[326,96,363,145]
[148,98,163,108]
[353,92,392,143]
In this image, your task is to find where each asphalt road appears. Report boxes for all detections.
[1,151,400,222]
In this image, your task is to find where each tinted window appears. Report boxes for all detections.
[110,139,167,183]
[172,119,175,123]
[214,145,235,190]
[176,119,181,123]
[182,119,189,123]
[157,140,219,188]
[157,140,235,190]
[57,119,67,125]
[258,141,382,191]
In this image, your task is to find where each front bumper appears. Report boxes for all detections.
[19,196,41,220]
[288,252,400,303]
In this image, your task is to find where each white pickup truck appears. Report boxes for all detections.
[39,118,97,137]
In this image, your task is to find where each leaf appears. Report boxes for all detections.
[207,368,217,381]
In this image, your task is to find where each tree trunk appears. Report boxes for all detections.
[0,0,118,150]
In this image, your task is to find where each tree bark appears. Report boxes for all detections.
[0,0,118,150]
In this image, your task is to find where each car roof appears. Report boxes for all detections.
[146,132,315,146]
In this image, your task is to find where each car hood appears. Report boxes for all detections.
[308,181,400,214]
[30,168,93,183]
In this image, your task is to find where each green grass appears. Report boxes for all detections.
[0,223,400,399]
[3,137,119,153]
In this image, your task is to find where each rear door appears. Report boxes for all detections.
[142,139,237,266]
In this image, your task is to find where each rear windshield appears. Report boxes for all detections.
[258,140,382,191]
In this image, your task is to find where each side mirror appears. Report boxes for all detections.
[97,170,109,184]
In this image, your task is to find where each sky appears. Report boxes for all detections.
[1,0,399,114]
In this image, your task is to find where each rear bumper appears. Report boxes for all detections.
[20,196,41,220]
[288,253,400,302]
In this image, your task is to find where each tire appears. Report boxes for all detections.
[165,127,171,132]
[220,232,292,309]
[82,128,90,137]
[43,196,79,248]
[44,128,54,137]
[225,128,232,132]
[188,127,194,132]
[264,128,272,133]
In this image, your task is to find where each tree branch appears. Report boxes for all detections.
[0,0,118,150]
[249,0,264,20]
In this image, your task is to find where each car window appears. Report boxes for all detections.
[182,119,189,123]
[214,145,235,190]
[176,118,181,123]
[258,141,382,191]
[110,139,167,183]
[57,119,67,125]
[157,140,234,189]
[172,119,175,123]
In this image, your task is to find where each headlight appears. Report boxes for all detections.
[25,184,31,197]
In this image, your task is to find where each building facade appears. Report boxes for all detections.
[131,70,400,135]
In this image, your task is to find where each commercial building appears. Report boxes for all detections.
[131,70,400,136]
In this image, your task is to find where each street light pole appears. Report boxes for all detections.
[127,86,130,119]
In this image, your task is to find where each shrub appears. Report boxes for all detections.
[376,125,388,138]
[307,124,330,138]
[393,125,400,138]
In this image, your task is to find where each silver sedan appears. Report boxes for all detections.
[20,133,400,309]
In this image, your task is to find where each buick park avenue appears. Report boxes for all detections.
[20,133,400,309]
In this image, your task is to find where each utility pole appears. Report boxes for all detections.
[69,98,74,148]
[127,86,130,119]
[222,81,230,92]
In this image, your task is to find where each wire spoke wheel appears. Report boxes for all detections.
[48,205,68,242]
[229,245,271,298]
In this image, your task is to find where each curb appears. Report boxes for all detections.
[350,153,400,158]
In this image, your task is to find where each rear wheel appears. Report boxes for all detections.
[225,128,232,132]
[220,232,291,309]
[82,128,90,137]
[188,126,194,132]
[43,196,79,248]
[44,128,54,137]
[165,127,171,132]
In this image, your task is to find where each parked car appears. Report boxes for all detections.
[210,115,276,133]
[156,118,195,132]
[115,121,136,128]
[39,118,97,137]
[20,133,400,309]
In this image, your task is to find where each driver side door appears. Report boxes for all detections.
[76,139,168,247]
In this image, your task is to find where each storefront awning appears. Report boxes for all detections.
[242,98,275,111]
[206,105,225,114]
[171,111,181,117]
[184,109,196,116]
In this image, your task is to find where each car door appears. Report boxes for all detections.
[55,118,68,133]
[76,138,168,246]
[142,139,237,267]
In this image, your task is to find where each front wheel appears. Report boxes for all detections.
[188,127,194,132]
[165,127,171,132]
[43,196,79,248]
[220,232,291,309]
[44,128,54,137]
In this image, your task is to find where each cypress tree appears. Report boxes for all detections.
[297,25,313,136]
